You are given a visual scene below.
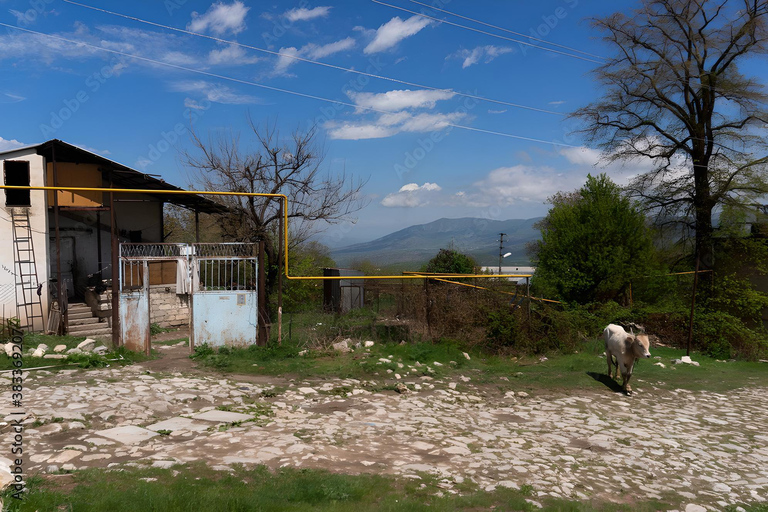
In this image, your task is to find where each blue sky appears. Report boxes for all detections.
[1,0,757,247]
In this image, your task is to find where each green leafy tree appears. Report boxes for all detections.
[530,174,658,304]
[424,248,477,274]
[572,0,768,269]
[281,241,335,312]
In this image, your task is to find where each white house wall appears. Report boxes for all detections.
[0,149,50,330]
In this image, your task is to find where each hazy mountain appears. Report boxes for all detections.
[331,217,542,267]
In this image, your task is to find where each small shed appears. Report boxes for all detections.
[323,268,364,313]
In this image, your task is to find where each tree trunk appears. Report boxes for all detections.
[693,162,714,269]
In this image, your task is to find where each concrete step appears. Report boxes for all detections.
[68,329,112,337]
[69,317,100,326]
[68,322,110,334]
[68,311,95,320]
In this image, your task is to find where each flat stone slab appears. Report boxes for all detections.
[192,410,253,423]
[146,417,211,433]
[94,426,159,445]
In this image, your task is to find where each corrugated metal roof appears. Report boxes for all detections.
[0,139,227,214]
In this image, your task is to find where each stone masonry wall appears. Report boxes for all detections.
[149,285,189,328]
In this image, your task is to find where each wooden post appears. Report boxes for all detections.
[278,200,283,344]
[526,276,531,333]
[257,240,268,346]
[194,209,200,243]
[51,143,65,334]
[110,175,120,348]
[687,257,700,357]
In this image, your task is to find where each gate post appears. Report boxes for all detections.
[258,241,268,346]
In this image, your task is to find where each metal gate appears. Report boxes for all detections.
[190,243,258,348]
[119,243,186,355]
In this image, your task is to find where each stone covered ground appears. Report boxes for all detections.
[2,342,767,511]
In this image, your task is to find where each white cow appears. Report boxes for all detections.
[603,323,651,395]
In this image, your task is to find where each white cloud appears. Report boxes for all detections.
[208,44,260,65]
[184,98,207,110]
[326,112,464,140]
[303,38,355,59]
[1,92,26,103]
[283,6,332,22]
[188,1,249,36]
[549,100,566,106]
[273,38,355,75]
[171,80,264,105]
[381,182,442,207]
[488,109,507,114]
[348,89,455,112]
[0,137,25,152]
[325,123,397,140]
[160,51,198,66]
[364,15,432,54]
[450,45,514,68]
[326,87,465,140]
[467,165,586,206]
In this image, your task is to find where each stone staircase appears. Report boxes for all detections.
[67,303,112,337]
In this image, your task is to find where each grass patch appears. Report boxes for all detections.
[188,334,766,394]
[3,463,697,511]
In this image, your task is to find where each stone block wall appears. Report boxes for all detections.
[149,285,189,328]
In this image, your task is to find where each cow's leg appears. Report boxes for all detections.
[624,363,634,394]
[606,351,613,379]
[611,355,619,380]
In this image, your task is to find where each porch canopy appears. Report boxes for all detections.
[30,139,227,214]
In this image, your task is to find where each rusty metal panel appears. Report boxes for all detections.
[119,259,149,354]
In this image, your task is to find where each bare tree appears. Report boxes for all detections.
[572,0,768,266]
[184,119,368,295]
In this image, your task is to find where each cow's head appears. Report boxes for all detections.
[631,334,652,358]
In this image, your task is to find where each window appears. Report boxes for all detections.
[4,160,30,207]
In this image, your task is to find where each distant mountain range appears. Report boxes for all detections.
[331,217,542,267]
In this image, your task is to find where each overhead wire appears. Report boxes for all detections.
[370,0,605,64]
[408,0,605,60]
[60,0,563,116]
[0,22,577,148]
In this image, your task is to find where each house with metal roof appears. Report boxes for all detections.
[0,139,225,340]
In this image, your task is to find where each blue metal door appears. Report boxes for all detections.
[190,244,258,348]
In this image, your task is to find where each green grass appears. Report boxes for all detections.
[4,463,694,512]
[190,334,766,393]
[0,333,148,371]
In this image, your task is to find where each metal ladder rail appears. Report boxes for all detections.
[10,210,44,332]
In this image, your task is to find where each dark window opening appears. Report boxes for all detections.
[4,160,31,207]
[129,230,143,243]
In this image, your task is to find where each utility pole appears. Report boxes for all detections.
[498,233,506,275]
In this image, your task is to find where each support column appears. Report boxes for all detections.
[51,143,65,334]
[110,175,120,348]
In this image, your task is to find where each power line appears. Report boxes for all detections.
[408,0,605,60]
[60,0,563,116]
[0,23,578,148]
[370,0,604,64]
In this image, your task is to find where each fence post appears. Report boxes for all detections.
[526,276,531,333]
[258,241,268,346]
[686,256,700,357]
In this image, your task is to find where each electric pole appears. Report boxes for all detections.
[498,233,506,275]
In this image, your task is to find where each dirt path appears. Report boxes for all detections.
[4,345,767,510]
